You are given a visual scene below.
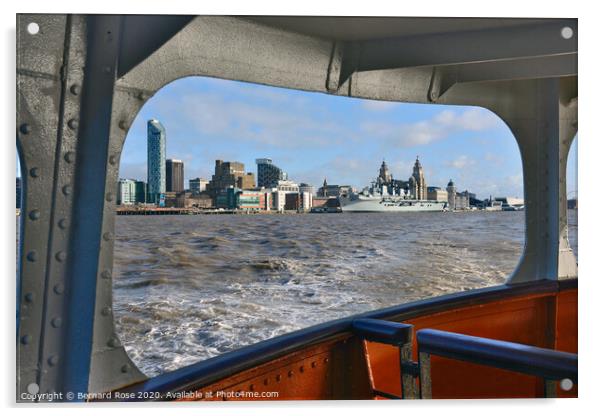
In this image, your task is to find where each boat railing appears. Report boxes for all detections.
[415,328,578,398]
[352,318,418,399]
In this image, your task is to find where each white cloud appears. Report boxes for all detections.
[447,155,477,170]
[360,107,501,148]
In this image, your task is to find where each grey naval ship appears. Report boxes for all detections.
[339,158,447,212]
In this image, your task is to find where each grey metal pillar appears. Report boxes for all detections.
[505,78,578,283]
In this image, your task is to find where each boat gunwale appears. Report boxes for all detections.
[116,278,577,398]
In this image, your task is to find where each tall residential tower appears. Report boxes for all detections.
[147,119,166,203]
[166,159,184,192]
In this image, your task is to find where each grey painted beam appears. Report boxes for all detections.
[339,21,577,86]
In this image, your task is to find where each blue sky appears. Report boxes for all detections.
[36,75,573,201]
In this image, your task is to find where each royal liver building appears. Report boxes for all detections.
[147,119,166,203]
[375,157,427,200]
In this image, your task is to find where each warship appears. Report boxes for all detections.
[339,159,446,212]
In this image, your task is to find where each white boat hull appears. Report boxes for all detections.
[339,195,446,212]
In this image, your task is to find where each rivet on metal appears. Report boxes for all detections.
[561,26,574,40]
[101,306,112,316]
[24,292,34,303]
[311,361,317,368]
[27,383,39,395]
[324,357,329,363]
[67,119,79,130]
[19,123,31,135]
[299,365,304,373]
[48,355,59,366]
[64,151,75,163]
[62,185,72,195]
[121,364,130,373]
[70,84,81,95]
[55,251,66,262]
[275,375,281,382]
[118,120,128,130]
[26,251,37,262]
[288,370,294,377]
[103,232,113,241]
[108,337,121,348]
[51,317,62,328]
[53,284,64,295]
[101,269,112,279]
[29,167,40,178]
[28,210,40,220]
[106,193,114,202]
[109,155,118,165]
[21,335,32,345]
[58,218,69,229]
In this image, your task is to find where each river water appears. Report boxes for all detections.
[112,210,578,377]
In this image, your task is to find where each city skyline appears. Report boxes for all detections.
[25,75,574,200]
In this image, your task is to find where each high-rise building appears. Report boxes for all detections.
[147,119,166,203]
[117,179,137,205]
[207,160,255,201]
[166,159,184,192]
[189,177,209,194]
[256,158,288,188]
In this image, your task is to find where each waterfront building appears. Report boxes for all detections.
[134,180,147,204]
[189,177,209,195]
[256,158,288,188]
[317,179,353,198]
[147,119,166,203]
[427,186,448,202]
[166,159,184,192]
[215,187,268,211]
[207,160,255,201]
[409,157,427,200]
[117,178,137,205]
[446,179,456,211]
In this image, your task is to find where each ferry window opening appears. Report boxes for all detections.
[112,76,527,377]
[566,136,578,261]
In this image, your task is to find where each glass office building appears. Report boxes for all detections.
[147,119,166,203]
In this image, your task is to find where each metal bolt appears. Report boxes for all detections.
[118,120,128,130]
[101,306,112,316]
[103,232,113,241]
[26,251,37,262]
[101,269,112,279]
[28,210,40,220]
[51,317,62,328]
[19,124,31,135]
[106,193,114,202]
[121,364,130,373]
[47,355,59,366]
[55,251,66,262]
[58,218,69,229]
[108,155,118,165]
[21,335,32,345]
[70,84,81,95]
[288,370,294,377]
[24,292,34,302]
[67,119,79,130]
[62,185,72,196]
[29,167,40,178]
[53,284,64,295]
[64,151,75,163]
[108,337,121,348]
[275,375,281,382]
[561,26,574,40]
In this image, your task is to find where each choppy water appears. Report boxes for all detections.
[113,210,578,377]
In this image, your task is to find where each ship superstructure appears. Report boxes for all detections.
[339,159,446,212]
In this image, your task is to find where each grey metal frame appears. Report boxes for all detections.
[16,15,578,400]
